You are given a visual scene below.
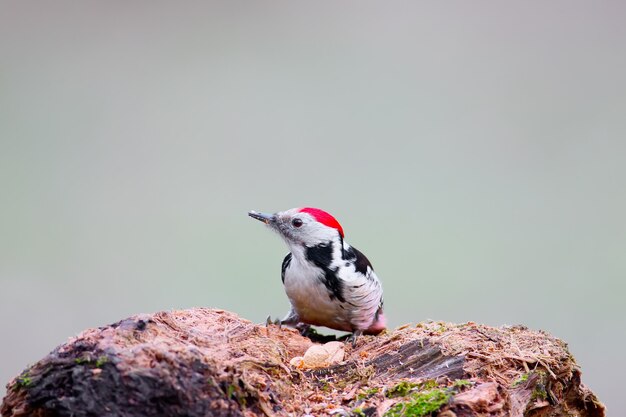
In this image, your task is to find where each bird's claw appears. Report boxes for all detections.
[348,330,363,348]
[265,316,282,328]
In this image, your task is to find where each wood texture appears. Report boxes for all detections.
[1,309,605,417]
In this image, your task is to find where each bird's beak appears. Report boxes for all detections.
[248,210,276,225]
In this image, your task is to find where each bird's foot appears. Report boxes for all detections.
[265,315,282,328]
[347,330,364,348]
[299,326,341,343]
[295,323,312,336]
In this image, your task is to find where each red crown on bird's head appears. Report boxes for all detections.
[298,207,344,238]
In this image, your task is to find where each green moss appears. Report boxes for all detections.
[512,373,529,387]
[511,371,549,402]
[433,323,448,334]
[531,383,548,401]
[74,355,108,368]
[452,379,472,388]
[386,380,443,399]
[418,380,438,390]
[386,381,420,398]
[223,381,255,408]
[95,356,108,368]
[381,379,470,416]
[356,387,380,401]
[16,373,32,388]
[531,371,549,402]
[352,407,367,417]
[383,388,451,417]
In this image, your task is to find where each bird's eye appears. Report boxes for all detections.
[292,218,303,228]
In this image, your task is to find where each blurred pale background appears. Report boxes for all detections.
[1,1,624,411]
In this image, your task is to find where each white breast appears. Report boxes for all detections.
[282,242,383,333]
[282,256,354,331]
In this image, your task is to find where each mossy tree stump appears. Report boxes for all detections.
[1,309,605,417]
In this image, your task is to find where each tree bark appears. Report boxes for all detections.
[1,308,605,417]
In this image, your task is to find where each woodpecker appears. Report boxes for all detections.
[248,207,385,344]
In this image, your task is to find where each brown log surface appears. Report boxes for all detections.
[1,308,605,417]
